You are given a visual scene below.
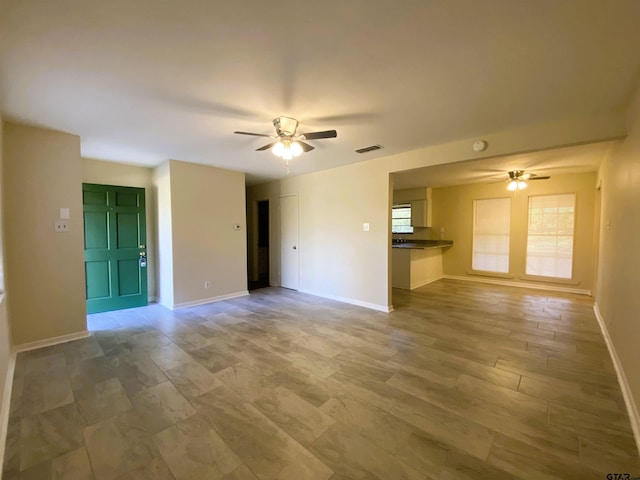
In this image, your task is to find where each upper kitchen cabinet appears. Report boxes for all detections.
[394,187,432,227]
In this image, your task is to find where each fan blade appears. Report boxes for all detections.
[488,179,508,184]
[529,176,551,180]
[301,130,337,140]
[298,141,315,152]
[256,142,277,151]
[234,131,272,137]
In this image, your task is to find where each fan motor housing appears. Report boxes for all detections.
[273,117,299,137]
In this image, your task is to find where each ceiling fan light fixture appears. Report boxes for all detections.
[272,141,285,157]
[290,141,303,157]
[507,180,528,191]
[272,139,303,160]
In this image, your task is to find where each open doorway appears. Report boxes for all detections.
[249,199,270,290]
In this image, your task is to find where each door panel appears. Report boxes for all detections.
[83,183,147,313]
[118,260,141,296]
[280,194,299,290]
[85,262,111,299]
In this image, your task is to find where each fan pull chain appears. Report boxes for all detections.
[286,159,289,175]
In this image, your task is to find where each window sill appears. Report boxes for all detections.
[517,274,580,286]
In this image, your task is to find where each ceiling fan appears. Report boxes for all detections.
[493,170,551,191]
[234,117,337,170]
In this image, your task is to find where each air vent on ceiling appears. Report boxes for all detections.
[355,144,383,154]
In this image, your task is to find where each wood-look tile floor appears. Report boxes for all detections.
[3,279,639,479]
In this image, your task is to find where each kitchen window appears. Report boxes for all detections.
[392,204,413,234]
[526,193,575,279]
[472,197,511,273]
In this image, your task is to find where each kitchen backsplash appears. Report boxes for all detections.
[392,226,434,241]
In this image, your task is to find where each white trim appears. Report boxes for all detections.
[148,296,158,303]
[442,275,591,296]
[14,331,91,353]
[410,277,442,290]
[298,289,392,313]
[0,352,16,471]
[172,291,249,310]
[593,303,640,457]
[157,297,174,310]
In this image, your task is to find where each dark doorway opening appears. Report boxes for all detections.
[250,199,270,290]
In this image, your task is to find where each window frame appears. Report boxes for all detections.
[471,196,512,274]
[391,204,414,234]
[524,192,576,280]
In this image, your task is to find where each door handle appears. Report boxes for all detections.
[293,246,297,250]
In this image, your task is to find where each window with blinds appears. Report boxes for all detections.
[526,193,575,279]
[392,205,414,234]
[472,197,511,273]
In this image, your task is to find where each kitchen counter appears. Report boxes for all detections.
[392,240,452,290]
[392,240,453,249]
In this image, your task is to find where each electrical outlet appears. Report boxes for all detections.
[204,281,211,289]
[55,220,70,232]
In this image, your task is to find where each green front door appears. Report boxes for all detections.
[83,183,148,314]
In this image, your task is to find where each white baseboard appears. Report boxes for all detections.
[411,276,442,290]
[593,303,640,457]
[0,352,16,472]
[443,275,591,296]
[298,289,392,313]
[148,296,158,303]
[173,291,249,310]
[14,330,91,353]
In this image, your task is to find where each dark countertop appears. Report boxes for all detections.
[392,239,453,250]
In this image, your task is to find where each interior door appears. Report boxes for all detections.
[280,194,299,290]
[83,183,148,313]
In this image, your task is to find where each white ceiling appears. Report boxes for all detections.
[1,1,639,185]
[392,140,618,189]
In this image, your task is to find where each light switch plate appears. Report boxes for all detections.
[60,208,70,219]
[363,223,370,231]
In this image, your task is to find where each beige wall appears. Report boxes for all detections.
[248,111,624,311]
[82,158,157,300]
[3,123,86,345]
[596,83,640,442]
[160,160,247,308]
[431,172,598,292]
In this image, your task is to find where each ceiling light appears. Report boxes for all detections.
[508,180,527,191]
[272,139,303,160]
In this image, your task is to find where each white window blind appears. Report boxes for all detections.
[526,194,575,279]
[472,198,511,273]
[392,205,413,234]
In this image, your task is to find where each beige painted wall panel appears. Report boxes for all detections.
[391,249,411,290]
[153,161,174,308]
[4,123,86,344]
[169,160,247,306]
[82,158,157,300]
[279,159,391,310]
[596,84,640,432]
[410,248,443,289]
[431,172,597,292]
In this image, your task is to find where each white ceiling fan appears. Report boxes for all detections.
[492,170,551,191]
[234,116,337,171]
